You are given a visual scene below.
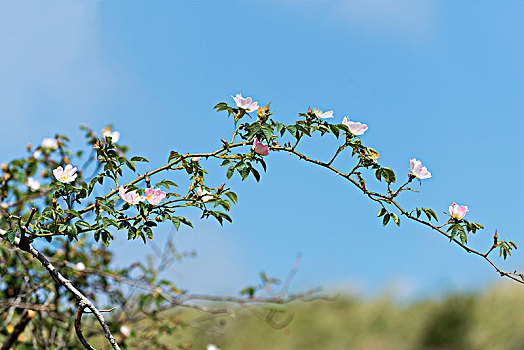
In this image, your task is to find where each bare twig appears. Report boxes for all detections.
[11,236,121,350]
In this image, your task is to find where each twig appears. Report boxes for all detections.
[11,236,121,350]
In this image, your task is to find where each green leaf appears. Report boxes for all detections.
[375,169,382,182]
[381,167,396,184]
[125,160,136,172]
[382,214,390,226]
[287,125,298,138]
[131,156,148,162]
[7,229,16,244]
[179,216,193,228]
[168,151,180,163]
[295,124,311,137]
[261,126,273,143]
[65,210,82,219]
[259,158,267,172]
[276,123,286,137]
[226,166,235,180]
[157,180,178,189]
[251,168,261,182]
[329,124,340,138]
[391,213,400,226]
[377,208,387,217]
[225,191,238,204]
[422,208,438,222]
[241,166,250,180]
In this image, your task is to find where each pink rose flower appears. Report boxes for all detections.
[26,177,41,191]
[314,109,334,119]
[119,186,146,205]
[232,93,259,113]
[197,186,214,202]
[409,158,432,180]
[53,165,78,184]
[102,128,120,143]
[449,202,469,219]
[42,138,58,150]
[120,326,131,338]
[252,137,270,156]
[145,187,166,205]
[342,117,368,136]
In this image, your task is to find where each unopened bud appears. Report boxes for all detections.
[494,230,498,244]
[1,163,8,172]
[145,176,151,188]
[217,184,225,193]
[62,156,70,165]
[26,143,32,152]
[27,310,36,318]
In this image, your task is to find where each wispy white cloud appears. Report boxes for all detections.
[331,0,439,40]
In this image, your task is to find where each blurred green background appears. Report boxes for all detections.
[106,283,524,350]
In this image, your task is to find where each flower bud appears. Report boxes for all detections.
[27,310,37,318]
[1,163,8,172]
[26,143,32,152]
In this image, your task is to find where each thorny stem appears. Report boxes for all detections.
[71,131,523,286]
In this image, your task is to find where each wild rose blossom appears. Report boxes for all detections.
[119,186,146,205]
[197,186,214,202]
[252,137,270,156]
[102,128,120,143]
[75,262,86,271]
[145,187,166,205]
[232,93,259,113]
[53,165,78,184]
[409,158,432,180]
[449,202,469,220]
[342,117,368,136]
[120,326,131,338]
[41,138,58,150]
[26,177,41,191]
[314,109,334,119]
[191,156,201,162]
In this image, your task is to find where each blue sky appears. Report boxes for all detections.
[1,0,523,300]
